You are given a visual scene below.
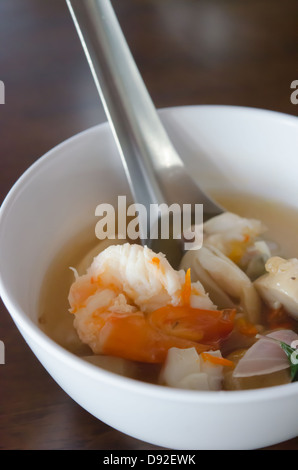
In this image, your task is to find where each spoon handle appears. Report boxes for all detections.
[66,0,222,237]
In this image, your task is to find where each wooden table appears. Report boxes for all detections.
[0,0,297,450]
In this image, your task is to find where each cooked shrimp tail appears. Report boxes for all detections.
[68,244,235,363]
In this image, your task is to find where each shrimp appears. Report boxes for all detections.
[68,243,235,363]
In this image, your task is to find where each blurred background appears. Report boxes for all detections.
[0,0,297,450]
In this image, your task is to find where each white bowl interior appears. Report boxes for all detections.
[160,106,298,207]
[1,105,298,449]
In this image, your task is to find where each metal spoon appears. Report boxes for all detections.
[66,0,223,268]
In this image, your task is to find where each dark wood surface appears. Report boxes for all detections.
[0,0,298,450]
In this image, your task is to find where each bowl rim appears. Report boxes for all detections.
[1,104,298,404]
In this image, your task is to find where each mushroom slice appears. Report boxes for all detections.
[180,245,261,324]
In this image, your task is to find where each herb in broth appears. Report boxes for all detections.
[255,334,298,383]
[280,342,298,382]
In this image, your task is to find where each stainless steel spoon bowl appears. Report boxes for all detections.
[66,0,223,267]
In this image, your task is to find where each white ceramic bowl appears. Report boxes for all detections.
[1,105,298,450]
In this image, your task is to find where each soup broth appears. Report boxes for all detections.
[39,192,298,388]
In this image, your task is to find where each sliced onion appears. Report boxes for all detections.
[233,329,298,378]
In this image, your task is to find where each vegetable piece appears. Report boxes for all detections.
[201,352,235,368]
[159,347,224,391]
[233,329,298,378]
